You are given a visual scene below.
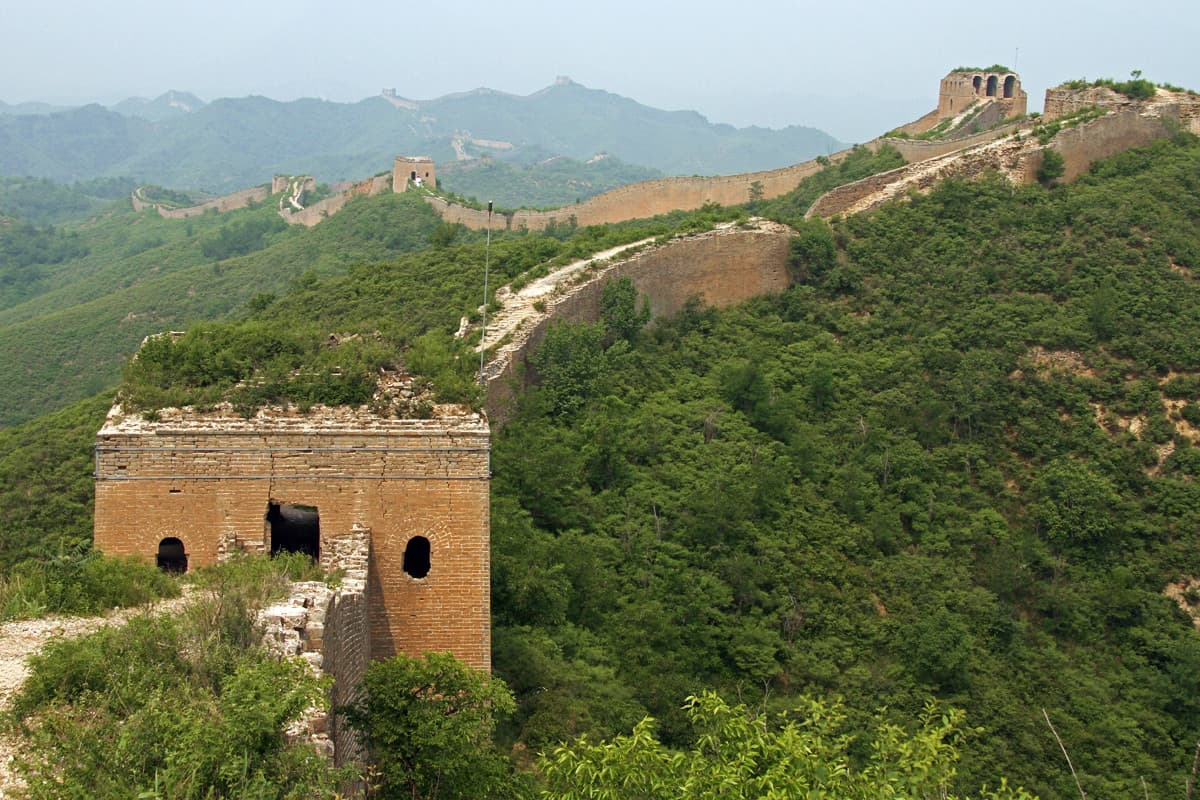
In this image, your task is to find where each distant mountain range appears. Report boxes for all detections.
[0,80,844,192]
[110,90,207,122]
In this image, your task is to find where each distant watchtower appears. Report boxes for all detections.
[393,156,437,192]
[938,68,1027,119]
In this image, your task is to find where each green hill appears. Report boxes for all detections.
[0,191,443,426]
[3,132,1200,797]
[488,133,1200,799]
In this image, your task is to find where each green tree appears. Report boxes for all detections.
[1033,458,1121,549]
[787,220,837,283]
[345,652,518,800]
[529,321,606,417]
[540,691,1035,799]
[1037,148,1065,186]
[599,276,650,343]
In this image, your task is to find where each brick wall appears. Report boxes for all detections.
[320,525,371,763]
[94,407,491,671]
[157,186,271,219]
[420,152,854,233]
[484,223,794,417]
[284,175,391,227]
[1046,109,1178,182]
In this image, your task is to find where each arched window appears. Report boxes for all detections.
[1003,75,1016,99]
[986,75,998,97]
[157,537,188,573]
[267,502,320,559]
[973,75,983,94]
[403,536,431,579]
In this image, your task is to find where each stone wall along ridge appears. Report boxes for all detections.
[420,153,854,233]
[478,219,796,418]
[132,185,272,219]
[806,91,1199,220]
[282,174,391,227]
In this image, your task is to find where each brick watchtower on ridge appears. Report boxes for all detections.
[394,156,437,191]
[93,399,491,671]
[938,68,1027,119]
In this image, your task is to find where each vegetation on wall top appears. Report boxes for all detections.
[1055,72,1196,100]
[953,64,1013,74]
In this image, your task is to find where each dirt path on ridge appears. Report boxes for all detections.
[0,591,198,795]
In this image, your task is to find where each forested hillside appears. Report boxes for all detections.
[488,134,1200,799]
[0,191,444,426]
[2,129,1200,797]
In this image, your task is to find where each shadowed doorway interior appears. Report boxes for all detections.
[267,502,320,559]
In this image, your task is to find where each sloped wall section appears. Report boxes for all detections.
[483,223,794,417]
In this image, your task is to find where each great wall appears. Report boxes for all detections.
[88,70,1200,766]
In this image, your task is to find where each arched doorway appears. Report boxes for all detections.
[403,536,431,579]
[1003,75,1016,99]
[973,75,983,94]
[267,502,320,559]
[986,75,998,97]
[157,537,188,573]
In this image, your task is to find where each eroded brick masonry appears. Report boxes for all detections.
[94,404,491,670]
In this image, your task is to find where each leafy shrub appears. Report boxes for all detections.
[119,321,396,413]
[1037,147,1066,186]
[9,554,347,799]
[345,652,518,800]
[0,551,179,622]
[541,692,1034,800]
[199,214,288,261]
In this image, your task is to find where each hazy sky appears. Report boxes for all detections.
[2,0,1197,142]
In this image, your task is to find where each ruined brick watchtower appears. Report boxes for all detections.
[94,401,491,670]
[393,155,436,191]
[937,68,1027,119]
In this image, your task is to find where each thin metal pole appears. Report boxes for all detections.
[479,201,493,380]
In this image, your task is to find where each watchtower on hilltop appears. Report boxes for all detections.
[394,155,436,191]
[938,68,1027,119]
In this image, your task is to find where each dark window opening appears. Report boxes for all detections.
[1003,75,1016,99]
[403,536,431,579]
[157,537,188,573]
[267,502,320,559]
[410,170,417,181]
[972,75,982,93]
[986,75,998,97]
[168,488,182,494]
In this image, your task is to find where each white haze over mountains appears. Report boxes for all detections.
[1,0,1197,142]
